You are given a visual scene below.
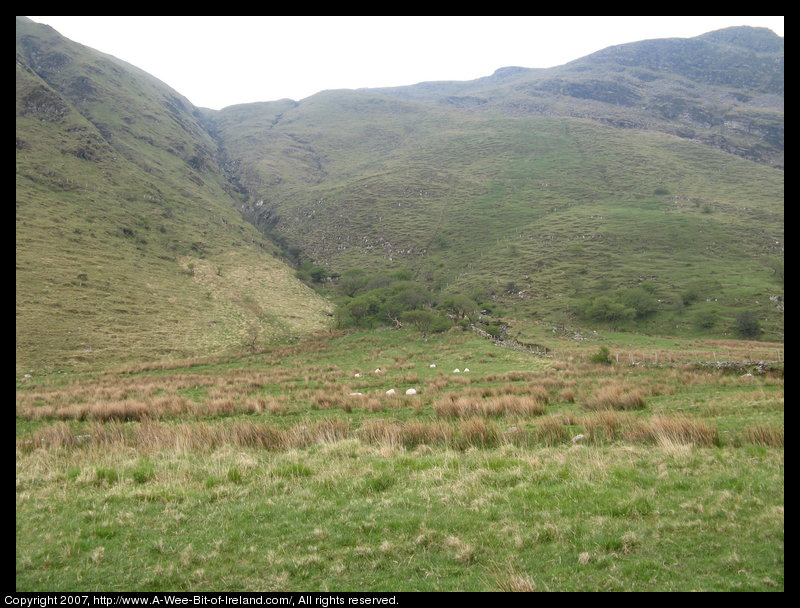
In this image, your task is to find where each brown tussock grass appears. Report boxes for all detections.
[433,391,547,419]
[627,415,719,447]
[401,421,455,449]
[583,384,646,411]
[457,417,502,449]
[578,411,718,447]
[745,424,784,447]
[535,416,570,445]
[16,391,284,422]
[490,568,537,592]
[558,388,575,403]
[580,410,632,443]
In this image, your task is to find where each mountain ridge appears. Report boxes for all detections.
[362,26,783,168]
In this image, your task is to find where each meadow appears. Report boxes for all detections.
[16,328,783,591]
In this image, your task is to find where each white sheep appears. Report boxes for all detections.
[453,368,461,373]
[405,388,417,396]
[429,364,436,368]
[385,389,396,395]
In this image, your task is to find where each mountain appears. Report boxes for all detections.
[16,17,331,374]
[16,19,783,373]
[208,27,783,339]
[367,26,783,168]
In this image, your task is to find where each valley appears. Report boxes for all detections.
[16,17,783,593]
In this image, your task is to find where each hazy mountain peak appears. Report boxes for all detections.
[695,25,784,51]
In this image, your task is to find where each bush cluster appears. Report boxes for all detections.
[580,286,659,324]
[331,268,484,335]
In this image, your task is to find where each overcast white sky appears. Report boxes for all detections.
[26,16,784,111]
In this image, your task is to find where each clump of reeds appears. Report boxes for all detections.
[433,393,546,418]
[583,384,646,411]
[456,417,502,449]
[558,388,575,403]
[631,415,719,447]
[229,422,285,449]
[357,419,404,446]
[580,410,631,443]
[356,420,460,449]
[745,424,784,447]
[535,416,570,445]
[399,421,455,449]
[18,422,77,452]
[287,418,350,448]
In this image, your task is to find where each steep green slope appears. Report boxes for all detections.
[211,89,783,339]
[16,17,331,374]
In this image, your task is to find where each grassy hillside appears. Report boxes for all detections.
[16,18,331,374]
[16,18,783,377]
[212,93,783,339]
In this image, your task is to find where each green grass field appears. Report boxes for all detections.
[16,328,783,591]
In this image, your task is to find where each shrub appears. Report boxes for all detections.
[733,310,762,339]
[440,294,480,322]
[694,308,720,329]
[129,459,156,484]
[581,295,635,323]
[401,309,448,336]
[620,287,660,318]
[589,346,613,365]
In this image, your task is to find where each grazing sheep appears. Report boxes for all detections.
[405,388,417,396]
[385,389,396,395]
[463,368,470,372]
[354,373,361,378]
[453,368,461,373]
[429,364,436,368]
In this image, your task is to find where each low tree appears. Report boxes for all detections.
[733,310,762,339]
[581,295,635,323]
[440,294,480,323]
[401,310,451,337]
[694,308,719,330]
[338,293,381,328]
[620,287,659,318]
[337,268,369,297]
[401,310,437,336]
